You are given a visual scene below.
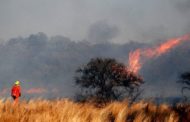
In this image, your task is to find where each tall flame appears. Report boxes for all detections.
[128,49,141,74]
[128,34,190,74]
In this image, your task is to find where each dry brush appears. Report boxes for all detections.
[0,98,189,122]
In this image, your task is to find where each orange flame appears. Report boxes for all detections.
[128,49,141,74]
[128,34,190,74]
[25,88,47,94]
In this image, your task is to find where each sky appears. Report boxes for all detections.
[1,0,190,43]
[0,0,190,99]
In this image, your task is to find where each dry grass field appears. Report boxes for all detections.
[0,98,190,122]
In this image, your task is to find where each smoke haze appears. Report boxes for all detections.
[1,0,190,99]
[1,0,190,43]
[0,32,190,99]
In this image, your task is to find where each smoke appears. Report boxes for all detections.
[87,21,119,43]
[173,0,190,13]
[0,32,190,99]
[0,32,146,99]
[2,0,190,43]
[2,0,190,100]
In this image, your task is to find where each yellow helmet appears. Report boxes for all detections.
[15,80,20,85]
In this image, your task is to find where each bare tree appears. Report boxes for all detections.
[178,72,190,101]
[75,58,144,104]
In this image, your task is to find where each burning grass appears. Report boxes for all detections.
[0,98,189,122]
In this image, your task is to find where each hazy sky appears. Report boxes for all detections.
[0,0,190,98]
[1,0,190,43]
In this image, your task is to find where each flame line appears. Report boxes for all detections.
[128,34,190,74]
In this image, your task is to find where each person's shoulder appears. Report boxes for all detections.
[13,85,20,88]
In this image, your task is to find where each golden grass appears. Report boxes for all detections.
[0,98,189,122]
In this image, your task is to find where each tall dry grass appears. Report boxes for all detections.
[0,98,189,122]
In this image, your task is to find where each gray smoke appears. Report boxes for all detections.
[173,0,190,13]
[87,21,119,43]
[0,32,190,99]
[1,0,190,44]
[0,32,145,99]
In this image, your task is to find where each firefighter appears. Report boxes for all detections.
[11,80,21,105]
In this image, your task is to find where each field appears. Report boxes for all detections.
[0,98,190,122]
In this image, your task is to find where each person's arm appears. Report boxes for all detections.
[19,87,21,97]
